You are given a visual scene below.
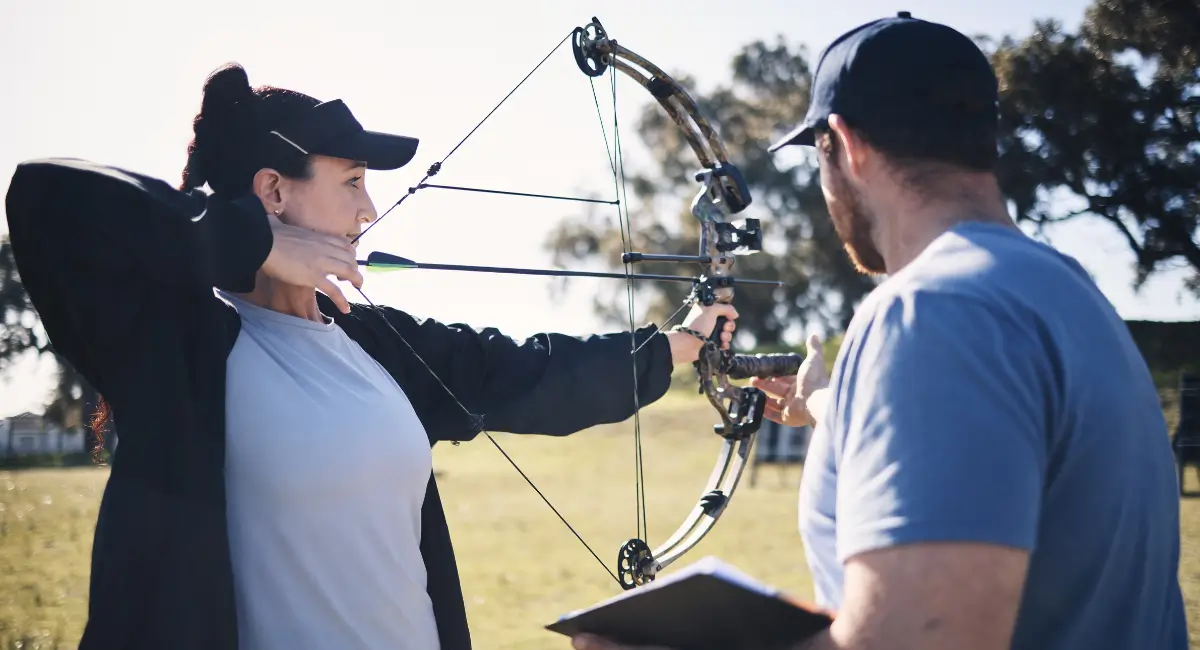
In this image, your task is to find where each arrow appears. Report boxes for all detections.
[359,251,784,287]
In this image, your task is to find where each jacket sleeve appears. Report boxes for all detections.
[4,158,272,389]
[371,306,674,442]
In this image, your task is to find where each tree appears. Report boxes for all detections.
[0,236,38,369]
[545,39,878,346]
[0,234,106,453]
[988,0,1200,292]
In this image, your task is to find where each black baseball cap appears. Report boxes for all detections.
[265,99,419,170]
[768,11,998,151]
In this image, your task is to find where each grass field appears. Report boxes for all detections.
[1,394,1196,648]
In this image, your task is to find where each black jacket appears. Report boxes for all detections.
[5,158,673,650]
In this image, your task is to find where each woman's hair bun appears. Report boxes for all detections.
[200,62,255,118]
[182,62,258,191]
[180,61,319,194]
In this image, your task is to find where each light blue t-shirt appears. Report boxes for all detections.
[798,222,1188,649]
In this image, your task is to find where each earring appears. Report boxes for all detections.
[273,209,281,215]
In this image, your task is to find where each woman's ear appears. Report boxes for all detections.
[251,167,285,216]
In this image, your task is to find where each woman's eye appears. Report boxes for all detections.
[348,176,362,188]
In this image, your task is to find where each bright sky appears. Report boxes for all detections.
[2,0,1198,417]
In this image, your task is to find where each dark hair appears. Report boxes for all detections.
[180,62,320,196]
[818,80,999,185]
[862,116,997,171]
[87,64,322,462]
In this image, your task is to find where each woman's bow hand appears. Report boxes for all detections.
[665,303,738,365]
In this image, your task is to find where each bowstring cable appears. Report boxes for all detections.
[607,61,649,546]
[350,28,624,586]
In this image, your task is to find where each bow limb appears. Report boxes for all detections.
[600,52,722,169]
[572,18,750,213]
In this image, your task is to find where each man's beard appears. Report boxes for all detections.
[823,164,887,276]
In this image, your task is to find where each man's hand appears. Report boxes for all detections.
[749,333,830,427]
[665,302,738,365]
[570,634,672,650]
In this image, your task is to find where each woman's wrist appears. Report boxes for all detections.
[665,329,704,365]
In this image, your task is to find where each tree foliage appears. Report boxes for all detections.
[0,235,98,435]
[1,0,1195,430]
[545,39,878,346]
[0,237,39,371]
[989,0,1200,291]
[547,1,1199,344]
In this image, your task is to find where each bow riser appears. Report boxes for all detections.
[693,185,740,438]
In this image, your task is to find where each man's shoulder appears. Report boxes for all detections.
[895,222,1088,298]
[851,222,1101,337]
[835,222,1108,393]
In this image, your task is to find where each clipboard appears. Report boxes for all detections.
[545,556,833,650]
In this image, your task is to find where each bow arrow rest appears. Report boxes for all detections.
[344,14,809,596]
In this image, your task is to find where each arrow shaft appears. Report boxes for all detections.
[361,259,700,283]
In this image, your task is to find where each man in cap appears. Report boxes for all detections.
[571,11,1187,650]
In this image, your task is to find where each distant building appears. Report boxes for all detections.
[0,412,86,458]
[750,419,811,487]
[1173,373,1200,495]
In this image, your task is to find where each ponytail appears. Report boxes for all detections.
[180,62,318,196]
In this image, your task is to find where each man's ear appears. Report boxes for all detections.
[827,114,871,183]
[251,168,285,216]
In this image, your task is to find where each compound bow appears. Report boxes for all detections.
[352,16,804,591]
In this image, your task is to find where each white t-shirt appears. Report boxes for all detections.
[218,291,440,650]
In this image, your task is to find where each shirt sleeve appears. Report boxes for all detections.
[832,290,1052,563]
[5,157,272,395]
[372,306,674,442]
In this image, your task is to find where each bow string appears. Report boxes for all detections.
[349,16,804,591]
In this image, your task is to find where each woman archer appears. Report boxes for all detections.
[4,62,739,650]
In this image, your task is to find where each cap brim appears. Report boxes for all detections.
[768,122,816,152]
[319,130,420,171]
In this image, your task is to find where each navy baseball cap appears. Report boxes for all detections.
[769,11,998,151]
[266,99,419,170]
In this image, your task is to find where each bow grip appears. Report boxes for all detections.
[709,315,728,348]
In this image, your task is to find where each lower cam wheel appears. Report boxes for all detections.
[617,538,654,590]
